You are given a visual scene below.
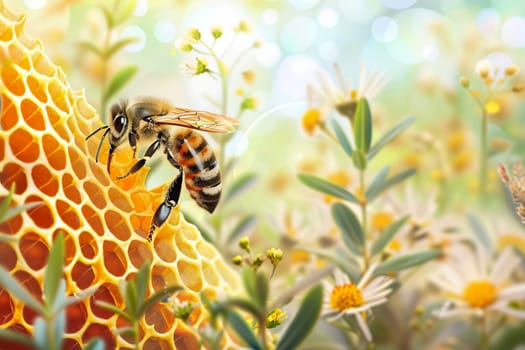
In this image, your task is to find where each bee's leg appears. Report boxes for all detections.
[148,160,183,241]
[128,129,138,158]
[116,138,161,181]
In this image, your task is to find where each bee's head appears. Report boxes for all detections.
[109,102,129,144]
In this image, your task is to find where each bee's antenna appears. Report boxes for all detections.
[95,128,110,163]
[85,125,109,141]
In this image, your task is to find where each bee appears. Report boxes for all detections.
[85,96,238,241]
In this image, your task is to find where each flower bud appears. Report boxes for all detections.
[232,255,243,266]
[211,25,223,39]
[476,60,491,79]
[186,28,201,42]
[459,76,470,88]
[239,236,250,251]
[505,64,520,76]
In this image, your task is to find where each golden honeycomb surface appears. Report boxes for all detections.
[0,2,240,349]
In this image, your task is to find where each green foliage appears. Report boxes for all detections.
[370,215,409,256]
[298,173,360,204]
[366,168,417,202]
[332,202,364,255]
[353,98,372,153]
[97,261,182,349]
[0,183,40,227]
[226,310,263,350]
[375,250,441,275]
[331,118,353,157]
[275,285,323,350]
[0,233,98,349]
[103,65,138,103]
[367,116,415,160]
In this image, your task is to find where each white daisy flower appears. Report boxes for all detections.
[429,244,525,319]
[323,263,394,342]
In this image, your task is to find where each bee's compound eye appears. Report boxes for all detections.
[113,115,128,137]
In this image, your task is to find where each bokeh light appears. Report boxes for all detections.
[280,16,318,52]
[262,8,278,26]
[134,0,148,16]
[337,0,381,23]
[483,52,513,79]
[256,42,282,68]
[288,0,320,10]
[501,16,525,47]
[476,8,501,35]
[154,21,177,43]
[371,16,398,43]
[318,8,339,28]
[318,41,339,62]
[122,26,147,52]
[380,0,417,10]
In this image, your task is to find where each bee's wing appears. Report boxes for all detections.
[151,107,238,133]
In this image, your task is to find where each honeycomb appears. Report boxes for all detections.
[0,2,240,349]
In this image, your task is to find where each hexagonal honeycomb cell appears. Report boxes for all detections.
[0,2,240,349]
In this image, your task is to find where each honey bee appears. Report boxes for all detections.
[85,96,238,241]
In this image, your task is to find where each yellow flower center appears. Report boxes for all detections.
[485,100,501,114]
[372,211,393,231]
[388,238,401,252]
[301,108,322,135]
[463,280,497,308]
[330,283,363,311]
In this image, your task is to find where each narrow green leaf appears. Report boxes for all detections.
[76,41,103,58]
[253,272,269,309]
[116,0,138,25]
[224,173,257,202]
[367,168,417,202]
[51,279,66,313]
[135,261,152,309]
[0,265,44,315]
[115,327,136,336]
[104,37,141,59]
[331,118,353,157]
[44,232,65,308]
[103,65,138,104]
[1,202,41,224]
[276,285,323,350]
[367,116,415,160]
[96,301,131,321]
[331,203,364,256]
[227,215,256,244]
[351,149,367,170]
[33,317,47,350]
[137,285,182,317]
[0,183,15,222]
[241,268,256,300]
[98,4,114,29]
[54,310,66,350]
[365,166,390,200]
[125,282,138,319]
[222,297,262,316]
[467,214,492,251]
[298,174,359,204]
[301,247,360,281]
[84,338,106,350]
[226,310,262,350]
[375,250,441,275]
[55,285,98,312]
[370,216,409,256]
[353,98,372,153]
[0,328,34,346]
[182,210,215,244]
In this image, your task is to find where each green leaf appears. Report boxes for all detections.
[116,0,138,25]
[222,297,262,316]
[226,310,262,350]
[276,285,323,350]
[53,310,66,350]
[301,247,360,281]
[298,174,359,204]
[124,281,138,319]
[98,4,114,29]
[182,210,215,244]
[32,317,47,350]
[0,328,34,346]
[331,118,353,157]
[365,166,390,200]
[96,301,131,321]
[76,41,103,58]
[241,268,256,300]
[1,202,40,224]
[0,183,15,222]
[137,285,182,317]
[366,168,417,202]
[353,98,372,153]
[44,232,64,309]
[331,203,364,256]
[224,173,257,202]
[370,216,409,256]
[375,249,441,275]
[104,37,141,59]
[0,265,44,315]
[467,214,492,251]
[84,338,106,350]
[103,65,138,104]
[135,261,152,310]
[351,149,367,170]
[367,116,415,160]
[227,215,256,244]
[253,272,269,309]
[55,285,98,312]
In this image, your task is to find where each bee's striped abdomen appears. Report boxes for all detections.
[173,129,221,213]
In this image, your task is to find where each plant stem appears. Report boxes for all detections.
[480,108,488,199]
[258,314,268,350]
[359,168,369,268]
[479,314,489,350]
